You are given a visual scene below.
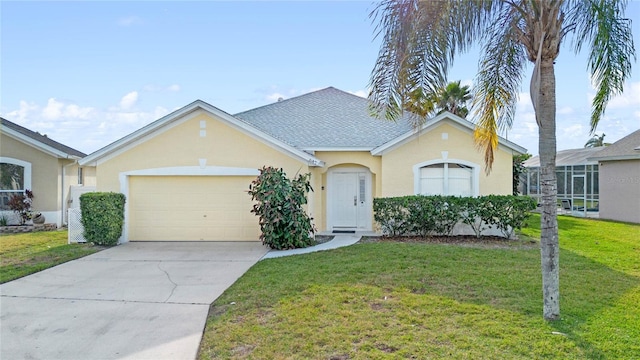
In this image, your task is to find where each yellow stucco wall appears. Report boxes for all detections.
[92,113,517,236]
[380,122,514,197]
[0,134,69,213]
[81,166,97,187]
[95,111,310,192]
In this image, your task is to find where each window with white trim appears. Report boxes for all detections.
[419,162,474,196]
[0,162,26,210]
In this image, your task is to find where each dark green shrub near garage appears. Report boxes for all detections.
[80,192,126,246]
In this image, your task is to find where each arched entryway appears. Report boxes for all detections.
[326,166,372,232]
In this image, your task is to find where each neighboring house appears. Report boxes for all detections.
[588,129,640,224]
[523,147,602,211]
[79,87,526,242]
[1,117,95,226]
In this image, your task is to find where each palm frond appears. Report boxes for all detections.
[568,0,636,134]
[472,6,527,173]
[368,0,491,124]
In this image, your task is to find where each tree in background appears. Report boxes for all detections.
[584,133,609,148]
[368,0,635,320]
[436,81,472,118]
[513,154,532,195]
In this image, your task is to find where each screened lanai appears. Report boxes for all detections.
[520,147,603,217]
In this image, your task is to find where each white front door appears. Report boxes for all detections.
[329,170,371,231]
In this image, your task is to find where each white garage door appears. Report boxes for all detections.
[128,176,259,241]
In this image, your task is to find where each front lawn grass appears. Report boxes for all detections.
[0,230,102,283]
[198,215,640,359]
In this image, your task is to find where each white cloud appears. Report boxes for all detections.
[5,100,39,121]
[607,81,640,109]
[41,98,95,121]
[119,91,138,110]
[167,84,181,92]
[1,97,170,154]
[118,16,143,27]
[42,98,64,120]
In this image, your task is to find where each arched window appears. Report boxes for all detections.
[414,160,478,197]
[0,158,32,210]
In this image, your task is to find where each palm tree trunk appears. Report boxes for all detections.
[537,61,560,320]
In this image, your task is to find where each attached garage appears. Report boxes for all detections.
[128,176,259,241]
[78,103,323,243]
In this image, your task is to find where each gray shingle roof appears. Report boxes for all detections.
[588,129,640,161]
[1,117,86,158]
[234,87,415,149]
[524,147,603,167]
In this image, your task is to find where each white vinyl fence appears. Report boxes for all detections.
[68,208,87,243]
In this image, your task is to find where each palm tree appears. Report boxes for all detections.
[584,133,607,147]
[368,0,635,320]
[436,81,472,118]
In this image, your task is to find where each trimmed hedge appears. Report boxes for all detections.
[373,195,536,238]
[80,192,126,246]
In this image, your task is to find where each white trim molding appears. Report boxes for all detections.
[0,157,32,191]
[413,158,480,197]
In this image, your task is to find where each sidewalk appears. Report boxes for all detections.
[261,233,368,259]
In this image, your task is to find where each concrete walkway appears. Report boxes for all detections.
[0,242,268,360]
[262,234,362,259]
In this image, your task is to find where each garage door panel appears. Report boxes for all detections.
[129,176,259,241]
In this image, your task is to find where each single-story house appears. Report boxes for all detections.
[1,117,95,226]
[522,147,602,211]
[588,129,640,224]
[78,87,526,242]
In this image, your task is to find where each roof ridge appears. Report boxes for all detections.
[234,86,354,116]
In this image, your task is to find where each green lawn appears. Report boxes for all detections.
[198,215,640,359]
[0,230,102,283]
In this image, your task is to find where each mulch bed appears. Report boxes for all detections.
[359,235,538,249]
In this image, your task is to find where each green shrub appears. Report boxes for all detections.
[80,192,126,246]
[430,195,460,236]
[488,195,537,238]
[374,195,535,238]
[248,166,316,250]
[374,197,411,236]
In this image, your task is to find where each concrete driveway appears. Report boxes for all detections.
[0,241,268,360]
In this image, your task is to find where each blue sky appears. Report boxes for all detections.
[2,1,639,156]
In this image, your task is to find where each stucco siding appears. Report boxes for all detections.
[93,110,313,241]
[81,166,97,187]
[380,122,514,197]
[311,151,382,231]
[598,159,640,224]
[1,134,62,213]
[95,111,308,192]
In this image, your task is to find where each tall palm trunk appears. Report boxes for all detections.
[537,61,560,320]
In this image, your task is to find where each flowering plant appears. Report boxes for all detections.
[8,189,34,225]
